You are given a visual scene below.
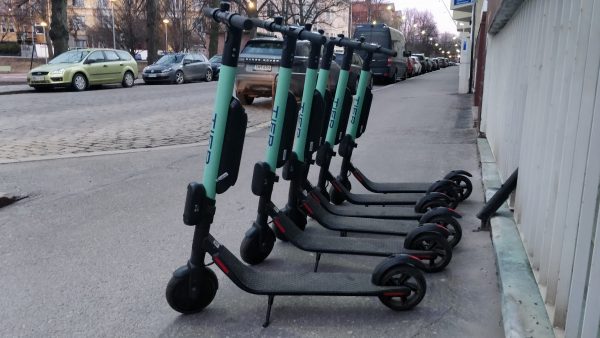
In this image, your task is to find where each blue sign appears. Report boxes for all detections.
[454,0,473,5]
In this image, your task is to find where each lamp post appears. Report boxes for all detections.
[110,0,116,48]
[40,21,47,63]
[163,19,170,53]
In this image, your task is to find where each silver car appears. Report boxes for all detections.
[142,53,213,84]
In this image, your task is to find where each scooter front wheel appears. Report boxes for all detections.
[166,265,218,314]
[240,225,275,265]
[375,265,426,311]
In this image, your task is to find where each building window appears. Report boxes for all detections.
[73,0,85,7]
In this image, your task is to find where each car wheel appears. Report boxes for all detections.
[122,71,135,88]
[174,70,184,84]
[204,68,213,82]
[71,73,88,91]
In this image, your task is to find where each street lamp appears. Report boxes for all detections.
[428,37,433,41]
[110,0,116,48]
[40,21,47,63]
[163,19,170,52]
[434,43,438,46]
[421,30,425,35]
[247,0,255,9]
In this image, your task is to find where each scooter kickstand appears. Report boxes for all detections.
[263,295,275,328]
[314,253,322,272]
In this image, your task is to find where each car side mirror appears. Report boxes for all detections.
[183,59,192,65]
[84,59,93,64]
[403,51,411,57]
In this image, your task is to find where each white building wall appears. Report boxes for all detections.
[480,0,600,335]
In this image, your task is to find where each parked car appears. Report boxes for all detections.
[333,51,367,92]
[431,58,440,71]
[27,48,138,91]
[235,38,356,105]
[410,56,422,75]
[209,54,222,80]
[142,53,212,84]
[412,53,429,73]
[353,23,409,83]
[406,56,414,77]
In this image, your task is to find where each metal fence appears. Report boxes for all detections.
[479,0,600,336]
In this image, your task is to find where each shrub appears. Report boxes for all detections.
[0,42,21,56]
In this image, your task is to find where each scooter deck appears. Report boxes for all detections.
[352,168,432,193]
[309,190,423,220]
[213,239,404,295]
[332,178,423,205]
[302,197,417,235]
[270,205,407,257]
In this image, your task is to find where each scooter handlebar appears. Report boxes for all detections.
[362,44,396,56]
[250,18,326,45]
[203,7,253,30]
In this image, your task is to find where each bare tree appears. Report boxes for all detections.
[262,0,345,26]
[400,8,438,55]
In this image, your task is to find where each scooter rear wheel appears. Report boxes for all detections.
[423,216,462,248]
[405,233,453,273]
[376,265,426,311]
[448,175,472,201]
[166,266,218,314]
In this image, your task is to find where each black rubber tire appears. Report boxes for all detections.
[174,70,185,84]
[328,187,346,205]
[166,267,218,314]
[430,184,460,205]
[204,68,213,82]
[71,73,88,91]
[122,71,135,88]
[240,226,275,265]
[426,216,462,248]
[414,199,450,213]
[448,175,473,201]
[376,265,426,311]
[405,233,453,273]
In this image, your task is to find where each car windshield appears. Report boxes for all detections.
[156,54,184,65]
[49,50,90,64]
[242,41,283,55]
[209,55,222,63]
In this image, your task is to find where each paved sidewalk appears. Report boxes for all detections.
[0,68,502,337]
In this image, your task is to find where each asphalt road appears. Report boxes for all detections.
[0,81,272,162]
[0,67,503,337]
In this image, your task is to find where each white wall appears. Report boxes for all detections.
[480,0,600,336]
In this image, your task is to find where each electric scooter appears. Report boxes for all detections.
[167,5,428,327]
[239,20,452,272]
[325,59,473,205]
[277,39,462,247]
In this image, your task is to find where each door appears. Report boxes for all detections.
[181,54,195,81]
[103,50,125,83]
[85,51,109,83]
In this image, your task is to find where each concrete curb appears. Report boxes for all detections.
[478,138,555,338]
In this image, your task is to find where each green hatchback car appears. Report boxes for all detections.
[27,48,138,91]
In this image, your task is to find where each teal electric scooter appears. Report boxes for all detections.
[167,5,427,327]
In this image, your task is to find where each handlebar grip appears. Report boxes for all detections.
[337,38,363,49]
[298,30,327,45]
[203,7,253,30]
[360,43,396,56]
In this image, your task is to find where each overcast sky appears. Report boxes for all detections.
[391,0,458,34]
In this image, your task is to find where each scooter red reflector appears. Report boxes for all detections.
[303,202,314,216]
[273,217,286,234]
[383,292,408,297]
[213,256,229,274]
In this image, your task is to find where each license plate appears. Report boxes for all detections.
[148,74,157,78]
[32,75,44,81]
[253,64,272,72]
